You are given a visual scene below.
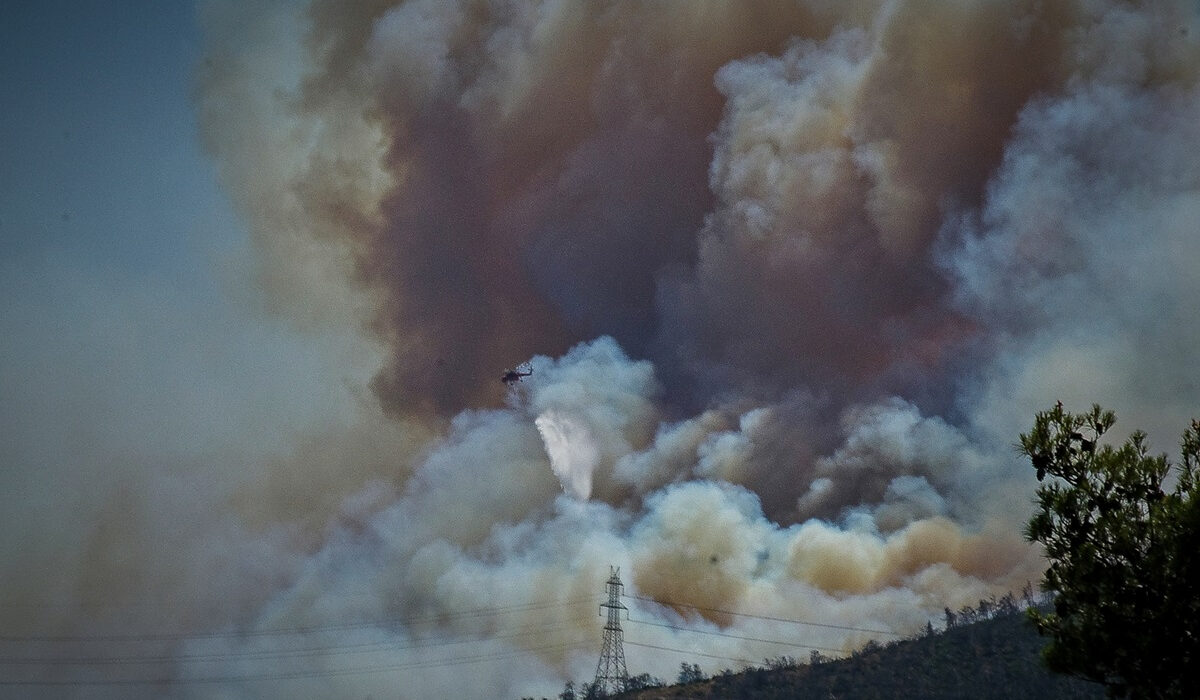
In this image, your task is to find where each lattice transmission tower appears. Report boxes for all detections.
[593,566,629,695]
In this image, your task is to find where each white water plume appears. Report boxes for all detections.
[535,409,599,500]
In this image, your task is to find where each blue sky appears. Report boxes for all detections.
[0,3,352,559]
[0,2,234,276]
[3,2,245,452]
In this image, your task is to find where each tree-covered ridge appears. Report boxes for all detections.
[531,601,1099,700]
[603,609,1102,700]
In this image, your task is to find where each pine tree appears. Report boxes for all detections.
[1021,403,1200,699]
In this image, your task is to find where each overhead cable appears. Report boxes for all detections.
[625,594,900,636]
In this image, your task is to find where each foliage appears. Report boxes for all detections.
[1020,403,1200,699]
[761,655,798,670]
[943,591,1026,630]
[676,661,705,684]
[852,639,882,657]
[611,612,1103,699]
[623,673,664,691]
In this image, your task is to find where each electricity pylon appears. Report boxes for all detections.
[593,566,629,695]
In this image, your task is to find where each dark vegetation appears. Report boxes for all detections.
[607,608,1103,700]
[526,598,1101,700]
[1020,404,1199,699]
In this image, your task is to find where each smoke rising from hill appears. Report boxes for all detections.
[6,1,1197,698]
[194,1,1200,696]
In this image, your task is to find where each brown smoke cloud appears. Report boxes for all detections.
[660,0,1072,402]
[6,1,1194,698]
[219,0,885,416]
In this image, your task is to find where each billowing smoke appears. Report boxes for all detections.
[6,1,1199,698]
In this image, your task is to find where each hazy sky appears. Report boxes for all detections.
[3,2,1199,698]
[2,5,370,691]
[1,1,353,504]
[2,2,233,276]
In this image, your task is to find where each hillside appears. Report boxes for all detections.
[614,613,1105,699]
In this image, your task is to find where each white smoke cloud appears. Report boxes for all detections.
[148,331,1035,697]
[944,5,1200,451]
[613,410,732,492]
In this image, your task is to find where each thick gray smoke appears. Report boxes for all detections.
[6,1,1198,698]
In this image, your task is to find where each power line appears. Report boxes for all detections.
[627,617,847,655]
[624,640,757,668]
[0,638,594,687]
[0,598,602,686]
[0,620,587,666]
[0,597,598,644]
[625,594,900,637]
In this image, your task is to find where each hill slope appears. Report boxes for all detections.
[616,613,1105,699]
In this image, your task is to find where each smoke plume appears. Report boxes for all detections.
[6,1,1198,698]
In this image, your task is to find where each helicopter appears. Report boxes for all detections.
[500,363,533,386]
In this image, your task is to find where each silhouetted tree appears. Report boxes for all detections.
[1021,581,1036,608]
[997,592,1019,617]
[957,604,977,625]
[762,655,797,670]
[1021,403,1200,699]
[854,639,882,657]
[677,662,705,684]
[623,673,664,691]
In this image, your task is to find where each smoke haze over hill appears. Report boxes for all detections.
[4,1,1199,698]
